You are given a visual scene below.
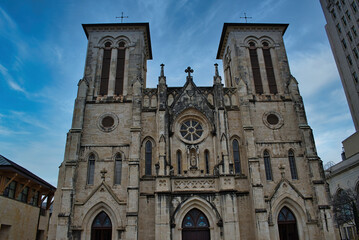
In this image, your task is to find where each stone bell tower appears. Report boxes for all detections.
[48,23,152,240]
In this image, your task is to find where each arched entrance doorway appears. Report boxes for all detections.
[278,207,299,240]
[182,208,210,240]
[91,211,112,240]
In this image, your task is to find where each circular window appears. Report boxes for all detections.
[180,120,203,141]
[263,112,284,129]
[267,114,279,125]
[102,116,114,128]
[98,113,119,132]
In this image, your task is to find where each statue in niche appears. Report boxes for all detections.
[187,145,199,170]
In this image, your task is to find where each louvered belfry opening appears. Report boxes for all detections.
[115,42,126,95]
[262,42,278,94]
[100,42,112,95]
[249,42,263,94]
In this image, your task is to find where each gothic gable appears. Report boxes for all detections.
[170,75,214,126]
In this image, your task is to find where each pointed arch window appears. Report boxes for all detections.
[115,42,126,95]
[205,150,210,174]
[177,150,182,174]
[100,42,112,95]
[145,141,152,175]
[233,139,241,174]
[249,42,263,94]
[288,150,298,180]
[87,153,96,185]
[114,153,122,184]
[264,150,273,181]
[262,42,277,94]
[91,211,112,239]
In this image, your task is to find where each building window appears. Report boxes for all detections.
[177,150,182,174]
[264,150,273,181]
[353,71,358,83]
[342,16,347,26]
[233,140,241,174]
[336,1,342,11]
[115,42,125,95]
[342,38,348,49]
[87,153,96,185]
[337,23,342,33]
[180,119,203,142]
[262,42,277,94]
[30,190,39,206]
[331,9,337,19]
[347,54,353,65]
[3,179,17,199]
[205,150,210,174]
[351,26,357,37]
[348,31,353,41]
[17,185,29,203]
[145,141,152,175]
[346,10,352,20]
[114,153,122,184]
[100,42,112,95]
[288,150,298,180]
[353,47,359,58]
[249,42,263,94]
[351,2,357,12]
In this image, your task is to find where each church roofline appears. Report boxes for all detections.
[82,23,153,59]
[216,23,289,59]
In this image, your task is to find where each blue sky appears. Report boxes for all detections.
[0,0,355,186]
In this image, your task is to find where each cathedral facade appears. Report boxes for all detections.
[48,22,338,240]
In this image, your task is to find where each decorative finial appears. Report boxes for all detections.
[214,63,219,77]
[100,168,108,181]
[160,63,165,77]
[185,66,194,78]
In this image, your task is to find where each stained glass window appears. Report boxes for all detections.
[92,211,112,228]
[264,150,273,181]
[87,153,95,184]
[288,150,298,180]
[233,140,241,174]
[182,209,209,228]
[145,141,152,175]
[278,207,296,223]
[180,120,203,141]
[205,150,210,174]
[114,153,122,184]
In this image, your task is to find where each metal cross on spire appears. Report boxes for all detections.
[240,12,252,23]
[116,12,129,23]
[185,66,194,78]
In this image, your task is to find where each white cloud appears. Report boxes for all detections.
[289,44,339,98]
[0,63,27,94]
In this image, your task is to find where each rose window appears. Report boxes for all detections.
[180,120,203,141]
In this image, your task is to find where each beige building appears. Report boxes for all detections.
[48,22,338,240]
[0,154,56,240]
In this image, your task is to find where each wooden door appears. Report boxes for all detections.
[91,211,112,240]
[278,207,299,240]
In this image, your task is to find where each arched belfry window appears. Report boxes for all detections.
[205,150,210,174]
[249,41,263,94]
[100,42,112,95]
[182,208,210,239]
[91,211,112,240]
[87,153,96,185]
[177,150,182,174]
[115,42,126,95]
[264,150,273,181]
[114,153,122,184]
[262,41,277,94]
[233,139,241,174]
[145,141,152,175]
[288,150,298,180]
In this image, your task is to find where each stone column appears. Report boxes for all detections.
[107,48,118,96]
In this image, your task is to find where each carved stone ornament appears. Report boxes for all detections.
[173,179,215,191]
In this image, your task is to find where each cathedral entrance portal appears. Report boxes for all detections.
[278,207,299,240]
[91,211,112,240]
[182,208,210,240]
